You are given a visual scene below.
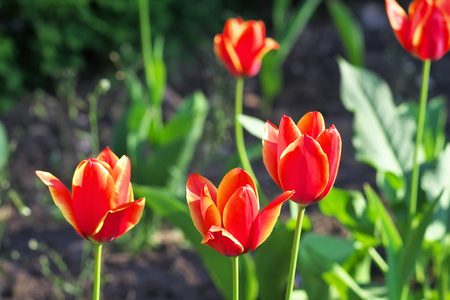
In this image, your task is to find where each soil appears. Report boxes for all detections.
[2,2,450,300]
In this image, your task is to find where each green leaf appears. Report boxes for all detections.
[133,184,258,300]
[320,188,378,247]
[399,194,441,285]
[327,0,365,67]
[363,184,403,252]
[338,58,416,177]
[254,224,294,300]
[0,121,8,171]
[237,114,265,139]
[133,91,209,188]
[324,263,383,300]
[422,144,450,241]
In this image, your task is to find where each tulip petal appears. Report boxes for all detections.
[217,168,258,215]
[316,125,342,199]
[262,121,281,187]
[97,147,119,169]
[249,190,294,251]
[386,0,412,51]
[186,173,219,235]
[279,135,329,204]
[415,5,450,59]
[35,171,84,238]
[202,225,244,257]
[223,17,244,46]
[214,35,243,76]
[235,20,265,72]
[297,111,325,139]
[72,159,115,238]
[247,37,280,77]
[277,116,302,162]
[222,185,259,250]
[110,155,131,207]
[92,198,145,243]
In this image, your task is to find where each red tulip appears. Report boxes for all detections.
[214,17,280,77]
[186,168,293,257]
[386,0,450,60]
[35,147,145,244]
[262,112,341,206]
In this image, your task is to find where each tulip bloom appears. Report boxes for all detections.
[35,147,145,244]
[186,168,293,257]
[214,17,280,77]
[262,112,341,206]
[386,0,450,60]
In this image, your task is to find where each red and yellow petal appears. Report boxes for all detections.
[91,198,145,243]
[279,135,329,205]
[186,173,219,235]
[72,159,115,237]
[297,111,325,139]
[316,125,342,200]
[35,171,84,238]
[248,190,294,251]
[201,225,244,257]
[277,116,301,161]
[222,185,259,249]
[262,121,281,187]
[217,168,257,216]
[97,147,119,169]
[214,35,243,76]
[110,155,131,207]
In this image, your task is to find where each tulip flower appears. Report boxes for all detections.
[186,168,293,257]
[35,147,145,244]
[214,17,280,77]
[262,112,341,206]
[386,0,450,60]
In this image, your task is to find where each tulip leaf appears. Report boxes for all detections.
[338,58,416,177]
[133,184,258,300]
[254,224,295,300]
[319,188,378,247]
[399,193,440,286]
[423,96,447,161]
[237,114,265,140]
[0,121,8,171]
[298,234,358,299]
[327,0,365,67]
[363,184,403,252]
[422,144,450,241]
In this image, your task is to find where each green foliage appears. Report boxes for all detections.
[326,0,365,67]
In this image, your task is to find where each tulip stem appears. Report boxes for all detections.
[285,205,306,300]
[232,256,239,300]
[409,59,431,222]
[234,77,268,205]
[93,243,102,300]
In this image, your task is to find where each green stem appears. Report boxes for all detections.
[93,243,103,300]
[232,256,239,300]
[409,59,431,221]
[285,206,306,300]
[234,77,268,205]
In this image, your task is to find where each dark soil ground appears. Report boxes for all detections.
[2,2,450,299]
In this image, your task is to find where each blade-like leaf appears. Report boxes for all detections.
[237,114,265,140]
[338,58,416,176]
[327,0,365,67]
[364,184,403,251]
[0,121,8,171]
